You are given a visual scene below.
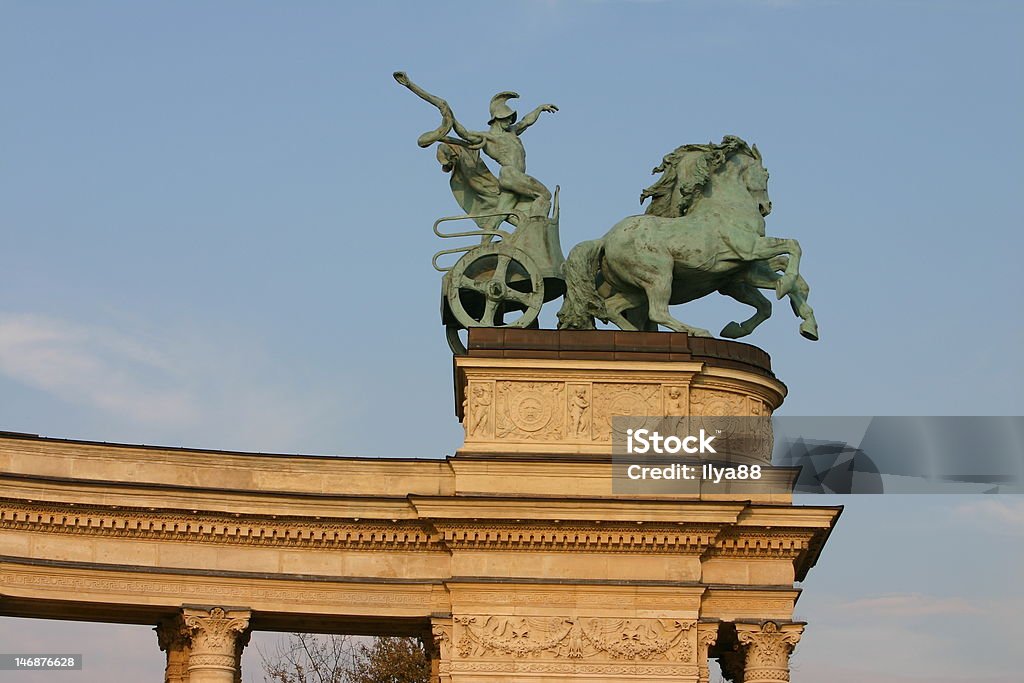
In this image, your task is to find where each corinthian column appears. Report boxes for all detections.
[735,621,803,683]
[424,617,453,683]
[182,607,252,683]
[696,623,719,683]
[155,615,191,683]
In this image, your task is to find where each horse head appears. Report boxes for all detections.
[737,144,771,217]
[641,135,768,219]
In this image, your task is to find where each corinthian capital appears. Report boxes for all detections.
[735,621,803,683]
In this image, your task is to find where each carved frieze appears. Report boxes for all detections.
[567,383,592,438]
[454,616,694,662]
[689,388,773,462]
[592,383,662,442]
[493,381,566,440]
[465,381,495,438]
[457,353,786,456]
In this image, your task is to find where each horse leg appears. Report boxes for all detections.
[624,307,656,331]
[641,266,712,337]
[719,280,773,339]
[787,274,819,340]
[747,264,819,341]
[748,237,802,299]
[605,291,647,331]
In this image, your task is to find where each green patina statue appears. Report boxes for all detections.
[393,71,558,232]
[558,136,818,341]
[394,73,817,344]
[394,72,566,344]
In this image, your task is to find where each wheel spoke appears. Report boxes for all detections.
[481,298,499,326]
[456,275,489,295]
[504,288,540,306]
[493,254,512,282]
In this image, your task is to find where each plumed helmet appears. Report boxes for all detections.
[488,91,519,124]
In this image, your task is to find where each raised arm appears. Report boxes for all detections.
[393,71,484,147]
[451,118,485,146]
[513,104,558,135]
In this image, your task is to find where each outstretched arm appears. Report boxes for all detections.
[393,71,484,147]
[451,118,485,146]
[513,104,558,135]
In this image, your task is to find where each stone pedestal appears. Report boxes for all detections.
[455,329,784,458]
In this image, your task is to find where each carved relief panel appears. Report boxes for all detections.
[494,381,565,440]
[457,356,785,456]
[591,383,662,442]
[450,615,698,677]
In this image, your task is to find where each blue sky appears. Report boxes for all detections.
[1,1,1022,681]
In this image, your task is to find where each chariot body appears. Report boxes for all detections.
[434,191,565,348]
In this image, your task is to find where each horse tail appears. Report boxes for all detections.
[557,239,608,330]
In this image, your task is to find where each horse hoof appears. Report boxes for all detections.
[800,321,819,341]
[720,322,747,339]
[690,328,713,338]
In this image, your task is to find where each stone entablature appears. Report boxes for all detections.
[0,333,837,682]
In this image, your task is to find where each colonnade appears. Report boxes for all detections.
[154,607,803,683]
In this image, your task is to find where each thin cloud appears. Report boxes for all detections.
[952,499,1024,536]
[0,313,197,424]
[837,592,983,617]
[0,312,345,453]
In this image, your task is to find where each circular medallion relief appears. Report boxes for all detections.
[608,391,654,435]
[509,390,553,432]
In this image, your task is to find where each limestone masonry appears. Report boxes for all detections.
[0,330,840,682]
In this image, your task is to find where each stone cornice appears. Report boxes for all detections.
[706,529,816,560]
[0,497,443,551]
[0,493,837,562]
[432,521,722,554]
[408,496,749,523]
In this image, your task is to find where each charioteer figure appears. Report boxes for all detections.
[393,71,558,230]
[394,72,566,346]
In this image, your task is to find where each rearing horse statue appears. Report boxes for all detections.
[557,136,819,341]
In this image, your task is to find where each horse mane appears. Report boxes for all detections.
[640,135,755,218]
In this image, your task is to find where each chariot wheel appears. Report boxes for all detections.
[445,243,545,329]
